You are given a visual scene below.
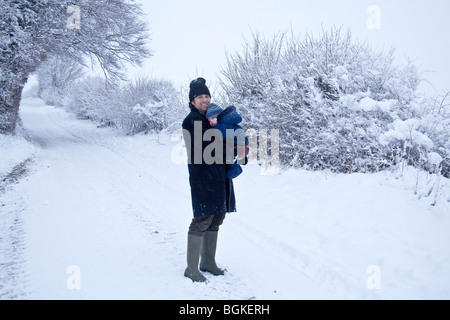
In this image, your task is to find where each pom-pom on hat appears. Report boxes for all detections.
[206,103,224,119]
[189,77,211,102]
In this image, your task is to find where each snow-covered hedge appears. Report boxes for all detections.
[221,28,450,177]
[36,61,185,135]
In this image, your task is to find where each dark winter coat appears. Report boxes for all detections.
[182,107,236,218]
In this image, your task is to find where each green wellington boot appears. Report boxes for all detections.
[200,231,226,275]
[184,234,207,282]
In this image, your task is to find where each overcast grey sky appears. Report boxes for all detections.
[132,0,450,97]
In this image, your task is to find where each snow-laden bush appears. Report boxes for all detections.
[378,93,450,177]
[65,76,121,127]
[50,75,184,135]
[36,56,85,108]
[221,27,449,177]
[35,55,185,135]
[120,77,185,134]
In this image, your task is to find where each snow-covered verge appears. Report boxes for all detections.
[0,80,38,185]
[0,133,35,184]
[1,97,449,300]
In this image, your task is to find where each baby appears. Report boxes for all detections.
[206,103,249,178]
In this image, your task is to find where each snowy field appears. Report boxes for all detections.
[1,97,449,300]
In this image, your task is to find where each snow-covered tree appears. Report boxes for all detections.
[0,0,150,134]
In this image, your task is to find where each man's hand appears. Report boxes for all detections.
[237,145,246,161]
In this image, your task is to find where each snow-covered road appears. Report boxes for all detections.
[1,98,449,299]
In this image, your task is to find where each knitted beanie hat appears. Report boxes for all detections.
[189,77,211,102]
[206,103,223,119]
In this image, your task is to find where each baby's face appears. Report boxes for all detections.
[208,117,218,126]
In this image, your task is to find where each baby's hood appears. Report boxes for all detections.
[218,106,242,125]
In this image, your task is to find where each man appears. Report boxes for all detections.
[182,77,236,282]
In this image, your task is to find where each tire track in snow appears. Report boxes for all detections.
[0,154,36,299]
[10,102,194,298]
[0,191,31,299]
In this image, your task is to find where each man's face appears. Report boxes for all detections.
[191,94,211,114]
